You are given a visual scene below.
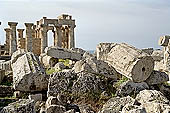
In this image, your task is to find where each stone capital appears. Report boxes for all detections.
[25,23,34,27]
[55,25,62,29]
[17,29,25,32]
[4,28,11,32]
[8,22,18,27]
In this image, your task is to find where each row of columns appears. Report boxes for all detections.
[3,22,75,55]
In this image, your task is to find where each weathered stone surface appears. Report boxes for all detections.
[0,70,5,84]
[142,102,170,113]
[97,43,154,82]
[11,49,26,63]
[46,105,66,113]
[28,94,42,103]
[47,71,77,97]
[116,81,149,97]
[45,46,82,61]
[71,48,86,56]
[12,51,48,92]
[151,49,164,61]
[136,90,169,105]
[79,104,95,113]
[0,85,13,97]
[83,52,95,59]
[1,99,35,113]
[154,60,165,71]
[41,54,58,68]
[121,104,147,113]
[72,72,103,96]
[98,96,136,113]
[145,71,169,85]
[141,48,154,55]
[96,43,117,61]
[73,57,117,79]
[54,62,66,70]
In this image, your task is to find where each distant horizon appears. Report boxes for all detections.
[1,0,169,50]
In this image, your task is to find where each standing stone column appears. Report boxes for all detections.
[4,28,11,54]
[40,25,48,53]
[158,35,170,71]
[52,30,56,46]
[68,25,76,49]
[25,23,33,52]
[8,22,18,55]
[54,25,62,48]
[17,29,24,38]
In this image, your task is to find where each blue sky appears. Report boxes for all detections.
[0,0,170,50]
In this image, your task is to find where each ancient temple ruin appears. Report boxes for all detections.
[0,14,76,56]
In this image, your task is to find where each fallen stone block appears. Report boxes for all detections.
[136,90,169,105]
[0,99,35,113]
[116,81,149,97]
[12,51,48,92]
[73,57,117,79]
[145,71,169,85]
[142,102,170,113]
[97,43,154,82]
[45,46,82,61]
[122,104,147,113]
[98,96,137,113]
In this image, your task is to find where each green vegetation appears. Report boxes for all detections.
[0,80,12,86]
[114,76,129,88]
[46,68,56,75]
[58,59,70,67]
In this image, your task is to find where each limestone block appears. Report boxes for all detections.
[11,49,26,64]
[136,90,169,105]
[0,70,5,84]
[73,57,117,79]
[45,46,82,61]
[0,99,35,113]
[142,102,170,113]
[71,48,86,56]
[47,71,77,97]
[41,55,58,68]
[121,104,147,113]
[158,35,170,46]
[98,96,136,113]
[96,43,117,61]
[145,71,169,85]
[98,43,154,82]
[11,51,48,92]
[151,49,164,61]
[154,60,165,71]
[116,81,149,97]
[46,105,66,113]
[141,48,154,55]
[28,94,42,103]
